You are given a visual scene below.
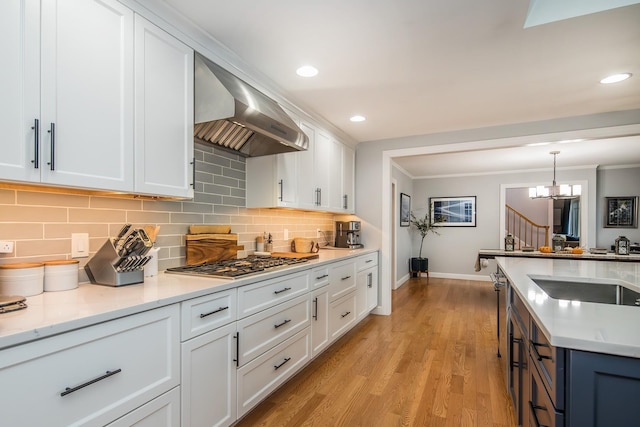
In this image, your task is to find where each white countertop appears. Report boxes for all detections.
[496,257,640,358]
[0,248,376,350]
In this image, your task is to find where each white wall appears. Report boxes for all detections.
[597,166,640,247]
[392,165,413,286]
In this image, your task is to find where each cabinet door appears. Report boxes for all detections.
[314,132,331,209]
[277,152,298,205]
[297,122,316,209]
[311,287,329,355]
[40,0,134,191]
[134,15,194,198]
[107,387,180,427]
[328,138,343,211]
[0,0,40,182]
[366,267,378,312]
[356,268,369,321]
[181,322,237,427]
[342,145,355,213]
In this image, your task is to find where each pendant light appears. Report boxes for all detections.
[529,151,581,199]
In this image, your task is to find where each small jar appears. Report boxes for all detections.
[44,260,79,291]
[504,234,515,252]
[0,262,44,296]
[615,236,630,255]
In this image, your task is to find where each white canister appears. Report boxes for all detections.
[44,260,79,291]
[0,262,44,296]
[144,247,160,277]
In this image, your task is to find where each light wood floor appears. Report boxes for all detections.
[236,277,516,427]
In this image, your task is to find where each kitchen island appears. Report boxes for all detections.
[497,256,640,427]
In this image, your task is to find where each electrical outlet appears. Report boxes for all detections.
[316,228,321,238]
[0,241,14,254]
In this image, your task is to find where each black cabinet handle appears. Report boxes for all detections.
[233,332,239,367]
[315,188,321,206]
[367,272,373,288]
[343,194,348,209]
[47,122,55,170]
[274,319,291,329]
[274,287,291,295]
[190,157,196,189]
[530,340,552,361]
[365,259,373,263]
[313,297,318,320]
[529,401,549,427]
[278,180,283,201]
[274,357,291,370]
[341,275,351,281]
[316,274,329,280]
[200,306,229,318]
[60,369,121,397]
[31,118,39,168]
[341,311,351,318]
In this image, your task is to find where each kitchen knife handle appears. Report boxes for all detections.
[31,118,39,169]
[191,157,196,188]
[47,122,55,170]
[60,369,122,397]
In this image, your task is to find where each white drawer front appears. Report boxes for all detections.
[0,305,180,427]
[328,261,356,301]
[237,294,310,366]
[107,387,180,427]
[181,288,237,341]
[356,252,378,271]
[237,329,310,417]
[238,271,309,317]
[329,292,357,341]
[311,266,330,289]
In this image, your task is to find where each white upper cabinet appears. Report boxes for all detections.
[297,122,316,210]
[246,154,299,208]
[40,0,134,191]
[342,145,355,213]
[0,0,40,182]
[134,15,194,198]
[314,132,332,210]
[328,138,343,212]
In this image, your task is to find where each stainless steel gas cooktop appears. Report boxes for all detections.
[165,256,309,279]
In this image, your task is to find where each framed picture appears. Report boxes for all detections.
[430,196,476,227]
[604,196,638,228]
[400,193,411,227]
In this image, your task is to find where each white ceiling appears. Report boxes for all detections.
[161,0,640,176]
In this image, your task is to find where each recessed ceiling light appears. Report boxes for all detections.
[600,73,632,84]
[526,142,550,147]
[557,139,584,144]
[296,65,318,77]
[350,115,366,122]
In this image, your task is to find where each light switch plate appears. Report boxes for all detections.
[71,233,90,258]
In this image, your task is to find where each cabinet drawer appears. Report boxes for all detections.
[530,318,565,410]
[510,287,529,335]
[328,261,356,301]
[530,355,564,427]
[329,291,357,341]
[0,305,180,427]
[237,294,310,366]
[237,329,310,417]
[181,288,237,341]
[311,266,330,289]
[356,252,378,271]
[107,387,180,427]
[238,271,309,317]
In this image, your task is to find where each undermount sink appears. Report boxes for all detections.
[528,275,640,307]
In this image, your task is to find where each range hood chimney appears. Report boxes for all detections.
[194,53,308,157]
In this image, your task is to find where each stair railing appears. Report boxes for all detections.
[506,204,550,250]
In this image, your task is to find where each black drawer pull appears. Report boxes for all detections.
[341,311,351,318]
[274,357,291,370]
[313,297,318,320]
[365,259,373,263]
[531,341,552,361]
[60,369,122,397]
[233,332,239,367]
[200,306,229,318]
[31,118,39,168]
[316,274,329,280]
[341,275,351,281]
[274,287,292,295]
[529,401,549,427]
[274,319,292,329]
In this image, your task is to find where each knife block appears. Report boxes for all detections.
[85,239,144,287]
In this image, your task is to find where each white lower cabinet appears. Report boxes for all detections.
[107,387,180,427]
[237,329,311,417]
[328,260,357,301]
[329,291,357,341]
[356,267,379,321]
[0,305,180,427]
[181,322,237,427]
[311,286,330,355]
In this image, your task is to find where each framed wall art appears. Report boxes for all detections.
[400,193,411,227]
[430,196,476,227]
[604,196,638,228]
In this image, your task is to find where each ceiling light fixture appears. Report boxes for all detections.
[350,115,366,122]
[600,73,632,84]
[529,151,581,199]
[296,65,318,77]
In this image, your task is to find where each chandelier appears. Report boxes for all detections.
[529,151,581,199]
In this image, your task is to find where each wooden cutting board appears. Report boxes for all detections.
[270,251,319,259]
[186,233,244,265]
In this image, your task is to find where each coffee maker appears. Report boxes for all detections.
[335,221,363,249]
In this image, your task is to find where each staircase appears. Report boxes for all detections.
[506,204,550,250]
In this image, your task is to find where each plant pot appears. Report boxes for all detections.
[410,257,428,277]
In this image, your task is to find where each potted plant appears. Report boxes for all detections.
[410,210,440,276]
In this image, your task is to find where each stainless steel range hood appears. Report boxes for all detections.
[194,53,308,156]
